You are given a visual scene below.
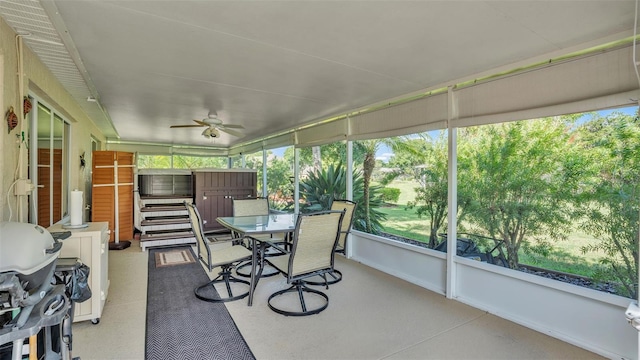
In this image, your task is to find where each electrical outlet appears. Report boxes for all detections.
[14,179,35,195]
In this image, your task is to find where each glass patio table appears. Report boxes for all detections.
[216,213,296,306]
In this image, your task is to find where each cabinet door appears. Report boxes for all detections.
[193,171,257,232]
[92,151,116,241]
[59,234,94,319]
[197,190,228,232]
[116,152,134,241]
[100,230,109,308]
[92,151,134,242]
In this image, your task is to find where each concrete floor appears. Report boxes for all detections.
[71,240,604,359]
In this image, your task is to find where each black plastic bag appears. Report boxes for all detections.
[54,262,92,303]
[70,263,92,303]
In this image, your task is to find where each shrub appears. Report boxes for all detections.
[380,187,400,203]
[299,162,387,234]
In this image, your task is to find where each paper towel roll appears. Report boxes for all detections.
[70,189,83,226]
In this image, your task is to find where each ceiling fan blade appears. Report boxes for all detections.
[218,127,245,138]
[170,124,204,128]
[193,120,209,126]
[221,124,244,129]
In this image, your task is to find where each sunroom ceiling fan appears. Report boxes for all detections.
[170,111,245,138]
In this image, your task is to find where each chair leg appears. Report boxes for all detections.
[303,269,342,286]
[267,281,329,316]
[235,260,279,278]
[297,284,307,312]
[235,242,283,278]
[194,266,250,303]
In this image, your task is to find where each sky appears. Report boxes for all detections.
[270,105,638,162]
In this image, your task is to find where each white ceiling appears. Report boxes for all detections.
[1,1,637,149]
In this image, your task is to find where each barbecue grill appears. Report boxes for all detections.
[0,222,71,359]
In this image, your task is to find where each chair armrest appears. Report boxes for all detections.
[205,234,235,243]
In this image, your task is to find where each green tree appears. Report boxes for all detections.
[458,118,584,269]
[173,155,227,169]
[243,151,264,194]
[137,155,171,169]
[406,134,449,248]
[266,155,294,209]
[289,143,350,170]
[354,137,419,233]
[577,112,640,298]
[385,136,433,178]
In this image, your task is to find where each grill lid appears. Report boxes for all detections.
[0,222,61,275]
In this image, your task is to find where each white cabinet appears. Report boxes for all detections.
[49,222,110,323]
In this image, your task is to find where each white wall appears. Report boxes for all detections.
[350,231,638,360]
[352,231,447,295]
[0,17,106,223]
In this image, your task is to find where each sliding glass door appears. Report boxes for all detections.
[30,97,70,227]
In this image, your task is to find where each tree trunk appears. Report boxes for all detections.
[506,242,519,269]
[363,151,376,233]
[312,146,322,171]
[429,227,439,249]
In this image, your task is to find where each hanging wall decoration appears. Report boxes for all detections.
[23,97,32,116]
[6,106,18,133]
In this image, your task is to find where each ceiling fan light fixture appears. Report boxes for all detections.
[202,127,220,138]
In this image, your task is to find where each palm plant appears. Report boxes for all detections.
[299,162,386,234]
[354,138,423,232]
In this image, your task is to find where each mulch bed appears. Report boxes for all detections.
[378,232,620,295]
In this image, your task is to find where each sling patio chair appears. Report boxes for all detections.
[266,210,345,316]
[232,197,287,278]
[185,202,253,303]
[305,199,357,286]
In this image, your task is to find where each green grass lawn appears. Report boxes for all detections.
[382,180,418,205]
[517,231,605,276]
[378,189,606,278]
[378,205,431,243]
